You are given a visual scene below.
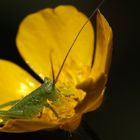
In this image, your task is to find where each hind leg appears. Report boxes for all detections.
[0,110,25,126]
[0,110,24,118]
[45,103,60,118]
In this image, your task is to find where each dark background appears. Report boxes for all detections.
[0,0,139,140]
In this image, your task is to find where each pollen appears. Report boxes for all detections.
[46,82,86,120]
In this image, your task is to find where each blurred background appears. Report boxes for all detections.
[0,0,139,140]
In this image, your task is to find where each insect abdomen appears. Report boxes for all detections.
[8,82,53,118]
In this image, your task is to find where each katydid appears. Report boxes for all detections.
[0,0,104,125]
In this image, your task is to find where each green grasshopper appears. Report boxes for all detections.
[0,0,104,125]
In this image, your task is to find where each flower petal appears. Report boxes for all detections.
[16,5,94,84]
[0,59,40,105]
[0,119,59,132]
[76,74,107,113]
[91,10,113,80]
[0,114,80,132]
[76,10,113,113]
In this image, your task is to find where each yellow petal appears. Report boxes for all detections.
[0,59,40,105]
[0,114,81,132]
[0,119,59,133]
[91,10,113,80]
[76,10,113,113]
[16,5,94,84]
[76,74,107,113]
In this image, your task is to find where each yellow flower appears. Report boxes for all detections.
[0,5,112,132]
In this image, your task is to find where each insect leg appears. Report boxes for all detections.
[0,100,20,109]
[38,111,43,118]
[45,103,60,118]
[0,110,24,126]
[0,110,24,118]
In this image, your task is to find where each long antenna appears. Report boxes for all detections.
[49,53,56,85]
[55,0,105,84]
